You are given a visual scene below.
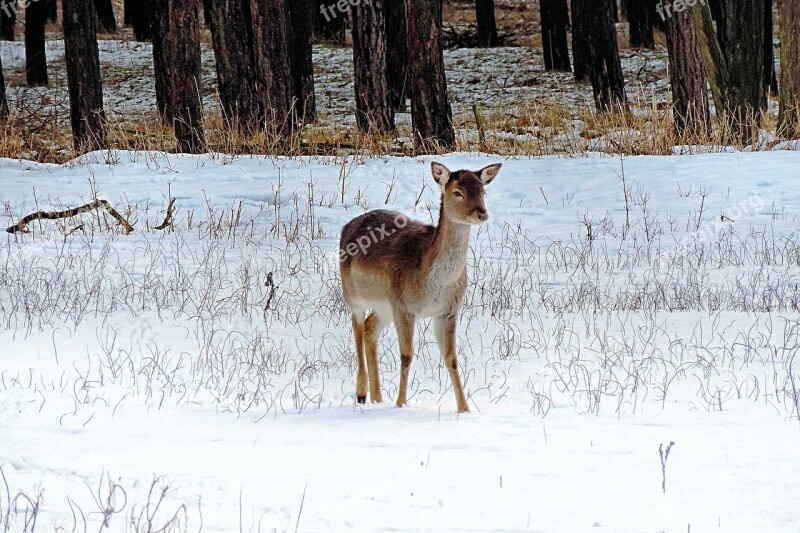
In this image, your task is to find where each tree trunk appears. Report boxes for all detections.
[610,0,618,21]
[385,0,408,112]
[95,0,117,32]
[287,0,316,123]
[571,0,589,81]
[130,0,153,40]
[169,0,205,152]
[627,0,654,48]
[251,0,295,138]
[405,0,455,150]
[151,0,173,123]
[25,0,49,86]
[475,0,498,46]
[779,0,800,138]
[48,0,57,22]
[0,1,17,41]
[540,0,571,71]
[63,0,106,150]
[0,52,8,120]
[206,0,260,131]
[663,2,709,137]
[352,0,394,133]
[123,0,131,25]
[315,0,346,44]
[763,0,777,98]
[585,0,626,111]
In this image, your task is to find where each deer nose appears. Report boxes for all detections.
[475,208,489,222]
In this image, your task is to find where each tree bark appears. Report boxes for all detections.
[25,0,49,86]
[63,0,107,150]
[130,0,153,40]
[475,0,498,46]
[0,1,17,41]
[571,0,589,81]
[779,0,800,138]
[352,0,394,133]
[95,0,117,32]
[123,0,131,25]
[151,0,173,123]
[763,0,777,98]
[627,0,655,48]
[206,0,261,131]
[169,0,205,152]
[663,2,709,137]
[0,51,8,120]
[287,0,316,123]
[540,0,571,71]
[405,0,455,150]
[385,0,408,112]
[251,0,295,138]
[585,0,626,111]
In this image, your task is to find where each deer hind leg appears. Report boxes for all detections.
[364,310,391,403]
[434,314,470,413]
[392,309,416,407]
[351,313,368,404]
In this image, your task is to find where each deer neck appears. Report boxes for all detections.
[425,198,471,283]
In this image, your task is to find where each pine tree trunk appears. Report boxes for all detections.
[475,0,498,46]
[151,0,172,123]
[763,0,777,98]
[585,0,626,111]
[123,0,131,25]
[779,0,800,138]
[571,0,589,81]
[352,0,394,133]
[63,0,106,150]
[628,0,654,48]
[95,0,117,32]
[287,0,316,123]
[0,52,8,120]
[0,1,17,41]
[25,0,48,86]
[130,0,153,40]
[169,0,205,152]
[663,2,709,137]
[206,0,261,131]
[315,0,346,44]
[540,0,571,71]
[385,0,408,112]
[47,0,57,22]
[405,0,455,150]
[251,0,294,138]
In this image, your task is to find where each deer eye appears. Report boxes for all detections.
[453,191,463,198]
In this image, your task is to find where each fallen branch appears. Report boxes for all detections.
[5,199,134,234]
[153,197,176,231]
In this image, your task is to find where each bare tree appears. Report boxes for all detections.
[25,0,48,86]
[0,1,17,41]
[571,0,588,80]
[169,0,205,152]
[0,51,8,120]
[288,0,316,123]
[63,0,106,149]
[352,0,394,133]
[385,0,408,112]
[540,0,571,71]
[151,0,172,123]
[476,0,498,46]
[129,0,153,40]
[626,0,655,48]
[575,0,626,110]
[763,0,777,98]
[779,0,800,138]
[95,0,117,32]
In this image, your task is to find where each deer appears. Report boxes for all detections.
[339,161,502,413]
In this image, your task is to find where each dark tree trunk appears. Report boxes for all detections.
[287,0,316,123]
[385,0,408,112]
[779,0,800,137]
[123,0,131,25]
[95,0,116,32]
[405,0,455,150]
[475,0,498,46]
[48,0,57,21]
[170,0,205,152]
[571,0,589,81]
[151,0,172,123]
[0,1,17,41]
[315,0,346,44]
[707,0,726,55]
[540,0,571,71]
[352,0,394,133]
[585,0,626,111]
[251,0,295,138]
[0,52,8,120]
[663,1,709,137]
[63,0,106,150]
[130,0,153,40]
[610,0,618,21]
[763,0,777,98]
[627,0,654,48]
[25,0,49,86]
[206,0,260,131]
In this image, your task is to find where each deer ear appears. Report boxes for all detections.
[478,163,502,185]
[431,161,451,186]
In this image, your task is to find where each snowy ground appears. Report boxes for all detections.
[2,150,800,531]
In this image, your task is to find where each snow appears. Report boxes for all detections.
[1,150,800,531]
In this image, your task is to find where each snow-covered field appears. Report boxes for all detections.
[2,150,800,532]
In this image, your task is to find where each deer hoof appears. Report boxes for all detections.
[357,395,366,404]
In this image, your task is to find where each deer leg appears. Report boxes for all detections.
[365,311,391,403]
[434,314,470,413]
[393,309,416,407]
[351,313,368,404]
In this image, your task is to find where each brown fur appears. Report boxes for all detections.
[339,161,502,413]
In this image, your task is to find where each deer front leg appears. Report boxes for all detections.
[393,309,416,407]
[351,313,368,404]
[434,314,470,413]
